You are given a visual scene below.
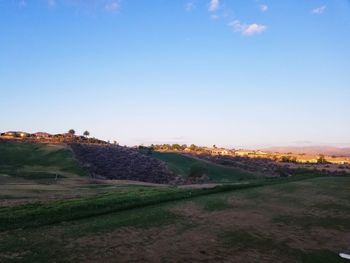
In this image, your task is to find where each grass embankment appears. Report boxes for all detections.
[0,174,323,231]
[0,141,87,181]
[152,152,256,182]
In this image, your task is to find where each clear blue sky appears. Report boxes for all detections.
[1,0,349,148]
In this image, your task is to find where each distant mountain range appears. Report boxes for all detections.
[262,146,350,157]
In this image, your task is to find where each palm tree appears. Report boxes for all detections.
[83,130,90,137]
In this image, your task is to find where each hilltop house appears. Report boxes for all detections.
[209,148,232,156]
[63,133,75,138]
[326,157,350,165]
[293,156,318,164]
[255,150,268,156]
[0,131,15,137]
[34,132,52,139]
[234,150,255,157]
[0,131,30,138]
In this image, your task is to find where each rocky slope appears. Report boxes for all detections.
[70,144,179,184]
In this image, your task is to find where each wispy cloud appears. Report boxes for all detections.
[228,20,267,36]
[312,5,326,14]
[260,4,268,12]
[208,0,219,12]
[104,1,120,12]
[185,1,196,12]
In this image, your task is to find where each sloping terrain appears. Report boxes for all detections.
[70,144,177,184]
[2,141,349,262]
[0,141,86,182]
[0,141,92,206]
[0,177,349,262]
[152,152,257,183]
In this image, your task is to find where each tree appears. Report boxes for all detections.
[317,154,328,164]
[172,144,181,150]
[68,129,75,135]
[213,144,217,148]
[83,130,90,137]
[281,156,291,163]
[189,144,197,151]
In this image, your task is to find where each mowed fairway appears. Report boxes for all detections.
[1,177,349,263]
[152,152,257,182]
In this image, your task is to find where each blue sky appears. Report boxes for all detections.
[1,0,350,148]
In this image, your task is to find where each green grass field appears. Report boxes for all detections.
[152,152,257,182]
[0,176,349,262]
[1,141,349,262]
[0,174,326,231]
[0,141,93,205]
[0,141,87,180]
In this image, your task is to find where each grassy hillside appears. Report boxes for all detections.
[0,141,87,181]
[152,152,257,182]
[0,176,349,262]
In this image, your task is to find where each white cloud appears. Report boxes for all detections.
[260,4,268,12]
[229,20,245,32]
[185,1,196,12]
[244,23,266,35]
[208,0,219,12]
[228,20,267,36]
[312,5,326,14]
[104,1,120,12]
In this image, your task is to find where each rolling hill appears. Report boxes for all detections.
[152,152,257,183]
[0,141,87,182]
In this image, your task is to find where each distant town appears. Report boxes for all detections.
[150,144,350,165]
